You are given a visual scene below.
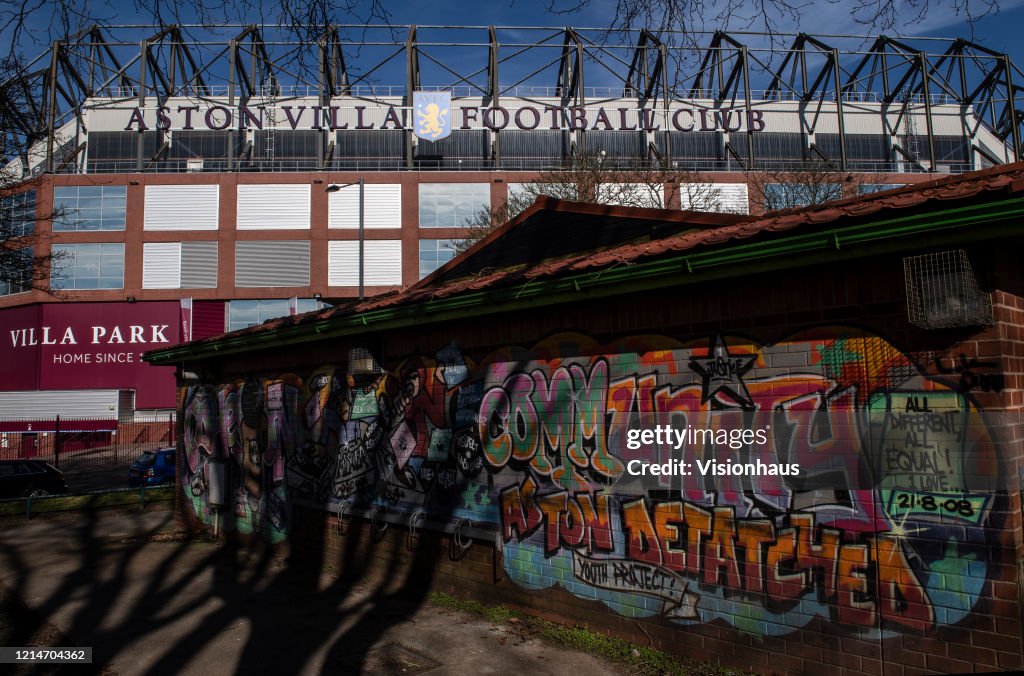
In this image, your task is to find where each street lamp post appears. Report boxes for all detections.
[326,178,366,300]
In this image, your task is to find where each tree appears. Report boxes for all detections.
[0,55,66,297]
[0,176,62,297]
[545,0,1001,44]
[745,162,893,212]
[0,1,1003,59]
[456,153,733,253]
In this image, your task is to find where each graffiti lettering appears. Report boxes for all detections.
[178,328,1000,637]
[935,354,1005,393]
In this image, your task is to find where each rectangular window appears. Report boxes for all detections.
[763,182,842,210]
[858,183,904,195]
[328,240,402,286]
[679,183,749,214]
[53,186,127,231]
[142,243,179,289]
[235,241,310,287]
[1,190,35,237]
[144,185,219,230]
[51,243,124,290]
[237,184,310,230]
[294,298,323,315]
[594,183,664,208]
[328,183,402,229]
[418,183,489,228]
[227,298,323,331]
[142,242,218,289]
[0,247,32,295]
[228,299,290,331]
[418,239,463,279]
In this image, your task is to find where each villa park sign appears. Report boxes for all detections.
[120,100,768,136]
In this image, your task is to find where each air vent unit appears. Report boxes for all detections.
[903,250,993,329]
[205,458,227,507]
[348,346,382,375]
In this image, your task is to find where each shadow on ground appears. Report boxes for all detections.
[0,502,620,676]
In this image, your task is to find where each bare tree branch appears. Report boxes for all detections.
[0,54,66,298]
[542,0,1000,40]
[745,162,891,212]
[456,152,730,254]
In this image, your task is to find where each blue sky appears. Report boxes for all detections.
[5,0,1024,75]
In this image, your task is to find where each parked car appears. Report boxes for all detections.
[129,447,176,487]
[0,460,69,498]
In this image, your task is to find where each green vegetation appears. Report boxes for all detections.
[427,591,743,676]
[0,486,173,516]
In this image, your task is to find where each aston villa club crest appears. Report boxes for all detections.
[413,91,451,141]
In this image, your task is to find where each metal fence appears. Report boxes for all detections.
[0,416,176,495]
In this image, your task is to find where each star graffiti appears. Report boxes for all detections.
[688,335,758,409]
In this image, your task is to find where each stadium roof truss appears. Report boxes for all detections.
[2,25,1021,174]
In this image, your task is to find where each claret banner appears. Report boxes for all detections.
[0,302,181,408]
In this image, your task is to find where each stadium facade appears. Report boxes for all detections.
[1,25,1022,422]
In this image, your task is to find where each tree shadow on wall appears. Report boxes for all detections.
[0,369,480,676]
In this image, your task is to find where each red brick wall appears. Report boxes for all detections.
[0,171,937,311]
[176,251,1024,674]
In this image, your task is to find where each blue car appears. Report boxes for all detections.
[129,447,177,487]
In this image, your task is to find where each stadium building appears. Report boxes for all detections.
[0,25,1021,422]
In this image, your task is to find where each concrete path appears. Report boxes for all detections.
[0,508,625,675]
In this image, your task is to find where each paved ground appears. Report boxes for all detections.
[0,507,627,675]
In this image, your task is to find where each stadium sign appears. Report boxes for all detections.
[120,100,768,134]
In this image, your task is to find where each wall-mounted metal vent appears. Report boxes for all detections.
[205,458,227,508]
[348,346,382,375]
[904,250,993,329]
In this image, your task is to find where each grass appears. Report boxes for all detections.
[0,486,173,517]
[427,591,743,676]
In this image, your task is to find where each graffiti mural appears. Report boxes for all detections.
[179,327,1003,635]
[181,377,294,542]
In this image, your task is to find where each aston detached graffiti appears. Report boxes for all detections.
[179,328,1001,634]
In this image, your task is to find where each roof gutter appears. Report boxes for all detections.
[147,195,1024,365]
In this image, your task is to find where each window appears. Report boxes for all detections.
[594,183,664,208]
[419,239,464,279]
[328,240,402,286]
[235,241,310,287]
[229,299,289,330]
[144,185,219,230]
[51,243,124,290]
[419,183,489,228]
[53,186,127,231]
[237,184,310,230]
[328,184,402,229]
[763,182,842,210]
[679,183,749,214]
[228,298,323,331]
[1,190,35,237]
[294,298,322,314]
[142,242,218,289]
[858,183,904,195]
[0,247,32,295]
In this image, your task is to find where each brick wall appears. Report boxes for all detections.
[176,251,1024,674]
